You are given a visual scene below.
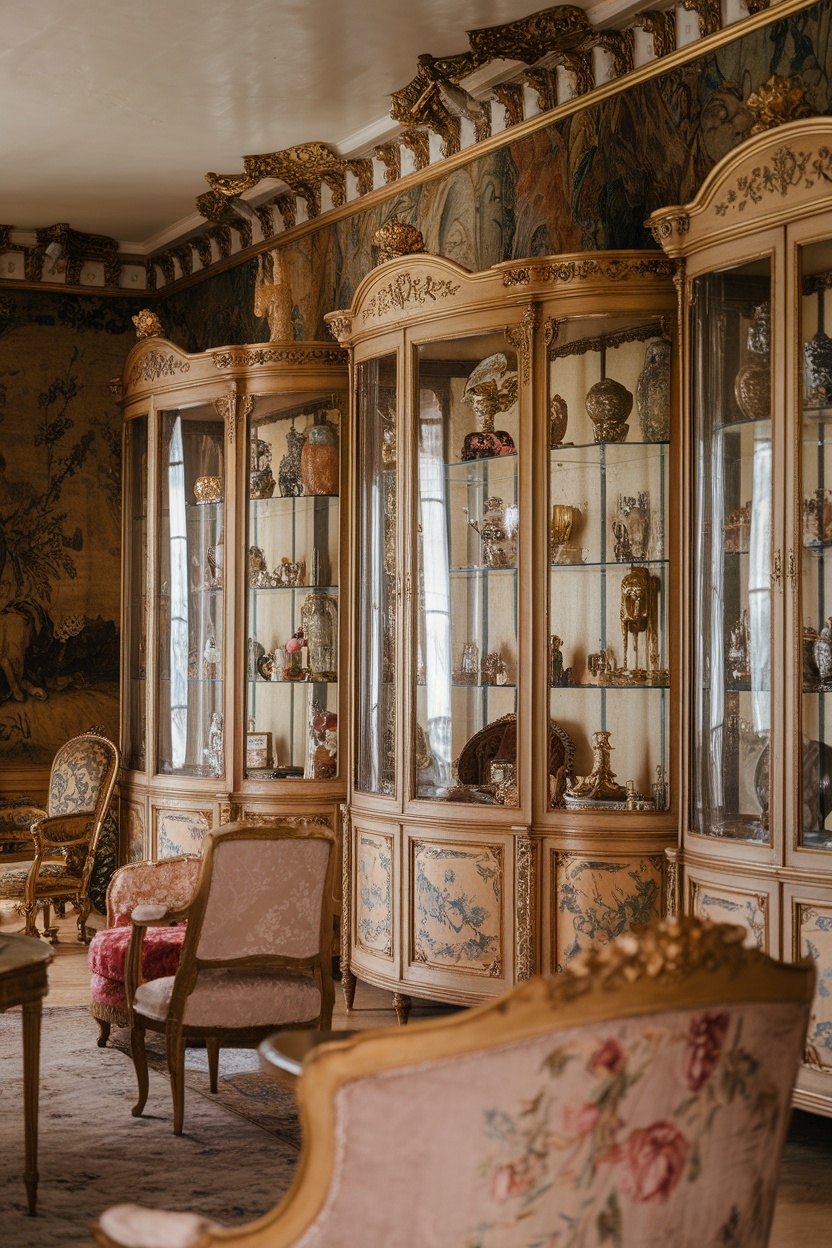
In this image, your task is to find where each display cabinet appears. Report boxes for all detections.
[327,251,679,1018]
[650,117,832,1115]
[118,330,348,864]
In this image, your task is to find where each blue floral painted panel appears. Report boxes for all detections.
[556,856,662,969]
[157,808,210,858]
[413,841,502,972]
[356,832,393,957]
[799,905,832,1071]
[692,886,767,951]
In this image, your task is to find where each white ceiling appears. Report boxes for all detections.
[0,0,627,251]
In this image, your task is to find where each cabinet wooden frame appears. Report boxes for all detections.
[119,337,350,860]
[332,251,679,1010]
[651,117,832,1114]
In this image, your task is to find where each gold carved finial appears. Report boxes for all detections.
[132,309,163,339]
[372,216,425,265]
[745,74,813,134]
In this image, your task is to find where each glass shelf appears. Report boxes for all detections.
[249,584,339,594]
[551,558,669,570]
[550,440,670,452]
[449,565,517,575]
[247,677,338,686]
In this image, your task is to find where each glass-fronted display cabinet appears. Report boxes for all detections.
[651,117,832,1116]
[327,251,678,1019]
[118,330,348,866]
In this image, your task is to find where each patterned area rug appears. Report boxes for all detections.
[0,1005,301,1246]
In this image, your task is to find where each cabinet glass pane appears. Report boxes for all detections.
[548,318,670,812]
[125,415,148,771]
[245,392,342,781]
[356,356,397,796]
[692,263,772,842]
[415,335,518,804]
[156,405,225,778]
[799,239,832,849]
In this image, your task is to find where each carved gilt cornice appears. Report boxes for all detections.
[468,5,590,63]
[502,256,676,286]
[210,345,347,369]
[681,0,722,37]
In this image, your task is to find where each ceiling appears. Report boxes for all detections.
[0,0,630,251]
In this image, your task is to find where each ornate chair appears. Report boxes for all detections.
[126,821,337,1134]
[88,856,202,1046]
[0,730,119,943]
[94,916,813,1248]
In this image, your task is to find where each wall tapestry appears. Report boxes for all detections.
[0,292,138,763]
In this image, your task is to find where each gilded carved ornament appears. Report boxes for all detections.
[211,345,347,369]
[372,217,425,265]
[468,6,590,64]
[631,11,676,60]
[324,311,353,343]
[514,835,536,981]
[745,74,814,134]
[131,309,163,340]
[680,0,722,38]
[505,305,538,384]
[711,143,832,218]
[502,256,675,287]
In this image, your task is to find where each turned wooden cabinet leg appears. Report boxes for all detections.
[392,992,412,1026]
[342,967,357,1010]
[21,999,43,1216]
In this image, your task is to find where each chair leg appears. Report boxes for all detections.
[96,1019,111,1048]
[41,901,58,945]
[206,1038,219,1094]
[131,1023,149,1118]
[76,899,92,944]
[166,1026,187,1135]
[21,901,39,940]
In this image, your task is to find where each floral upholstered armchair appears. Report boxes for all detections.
[88,855,202,1046]
[0,730,119,943]
[126,820,337,1135]
[94,916,813,1248]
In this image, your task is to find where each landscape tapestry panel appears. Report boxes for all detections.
[0,291,138,762]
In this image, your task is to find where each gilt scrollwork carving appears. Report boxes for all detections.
[131,309,163,340]
[372,217,425,264]
[362,272,461,322]
[400,129,431,171]
[127,351,190,387]
[649,212,690,247]
[211,345,347,369]
[745,74,814,134]
[680,0,722,37]
[204,141,350,220]
[711,144,827,217]
[374,142,401,184]
[632,11,677,59]
[24,222,122,288]
[524,68,558,114]
[339,803,356,1010]
[324,311,354,344]
[468,5,590,64]
[492,83,525,129]
[505,305,538,384]
[514,834,536,980]
[390,52,488,156]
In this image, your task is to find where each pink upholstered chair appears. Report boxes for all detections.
[126,821,337,1134]
[0,730,119,942]
[94,916,813,1248]
[88,856,202,1047]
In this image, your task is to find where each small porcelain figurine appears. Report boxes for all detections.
[467,496,518,568]
[460,353,518,460]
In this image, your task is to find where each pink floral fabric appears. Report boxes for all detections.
[88,925,188,1008]
[289,1001,807,1248]
[196,838,330,961]
[106,858,201,927]
[133,969,321,1028]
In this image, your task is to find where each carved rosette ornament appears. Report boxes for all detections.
[324,311,353,344]
[372,217,426,265]
[649,212,690,249]
[132,309,163,340]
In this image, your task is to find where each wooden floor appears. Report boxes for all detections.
[4,905,831,1244]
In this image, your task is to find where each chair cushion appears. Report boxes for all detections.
[0,861,80,897]
[134,969,321,1028]
[90,971,131,1009]
[88,924,187,983]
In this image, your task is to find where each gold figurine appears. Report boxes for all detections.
[566,730,628,803]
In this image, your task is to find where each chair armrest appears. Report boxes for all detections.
[0,800,46,845]
[125,906,190,1005]
[93,1203,220,1248]
[33,812,93,847]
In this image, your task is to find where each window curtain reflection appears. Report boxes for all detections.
[419,387,452,787]
[168,416,188,769]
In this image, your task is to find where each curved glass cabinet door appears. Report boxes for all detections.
[124,414,148,771]
[355,355,398,796]
[799,239,832,850]
[156,404,225,778]
[244,392,342,781]
[414,334,519,804]
[691,262,772,842]
[547,317,670,813]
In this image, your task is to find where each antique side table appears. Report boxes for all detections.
[0,932,53,1214]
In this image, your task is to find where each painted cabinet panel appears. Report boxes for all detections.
[552,852,663,970]
[411,840,503,975]
[356,830,394,958]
